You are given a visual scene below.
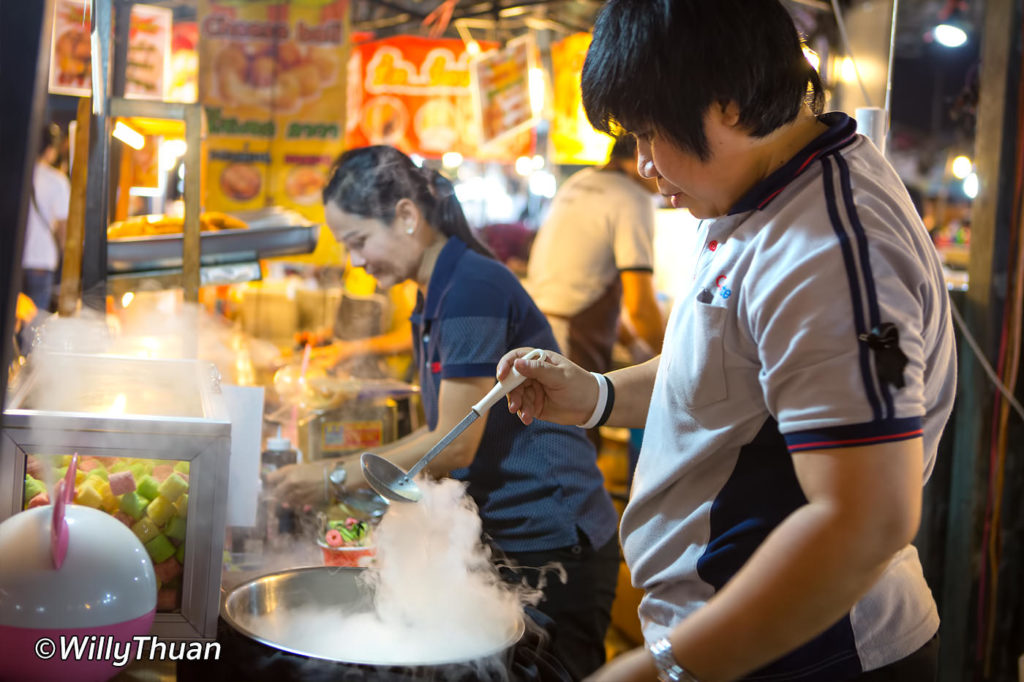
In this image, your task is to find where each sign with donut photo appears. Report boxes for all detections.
[198,0,348,222]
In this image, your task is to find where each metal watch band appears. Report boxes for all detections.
[649,638,700,682]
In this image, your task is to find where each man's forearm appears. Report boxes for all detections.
[604,356,659,428]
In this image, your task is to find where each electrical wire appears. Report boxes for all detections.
[829,0,874,107]
[949,303,1024,426]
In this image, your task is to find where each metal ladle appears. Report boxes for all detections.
[361,348,546,503]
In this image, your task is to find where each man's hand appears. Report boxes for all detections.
[583,647,658,682]
[495,348,598,426]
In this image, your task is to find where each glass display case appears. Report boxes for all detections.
[1,353,231,639]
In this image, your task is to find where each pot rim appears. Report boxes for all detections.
[221,565,525,667]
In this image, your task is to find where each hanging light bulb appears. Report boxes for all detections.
[934,23,968,47]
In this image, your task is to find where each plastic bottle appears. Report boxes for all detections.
[261,427,299,547]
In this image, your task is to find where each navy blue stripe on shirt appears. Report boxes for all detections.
[821,156,884,422]
[697,418,863,682]
[785,416,924,453]
[835,153,895,419]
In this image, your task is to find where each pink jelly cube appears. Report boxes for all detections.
[153,557,183,583]
[108,470,136,496]
[113,511,135,527]
[152,464,174,482]
[27,492,49,508]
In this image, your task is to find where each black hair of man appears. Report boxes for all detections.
[581,0,825,161]
[607,134,637,163]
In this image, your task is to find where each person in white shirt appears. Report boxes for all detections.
[22,124,70,312]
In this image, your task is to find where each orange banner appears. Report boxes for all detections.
[346,36,532,160]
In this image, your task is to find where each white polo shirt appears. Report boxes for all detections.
[622,113,956,680]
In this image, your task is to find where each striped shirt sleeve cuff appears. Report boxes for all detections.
[785,417,924,453]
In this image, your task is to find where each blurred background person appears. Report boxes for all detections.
[21,123,69,313]
[527,135,663,377]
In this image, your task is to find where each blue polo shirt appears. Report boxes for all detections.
[410,237,618,553]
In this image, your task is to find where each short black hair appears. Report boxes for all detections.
[582,0,824,161]
[607,134,637,162]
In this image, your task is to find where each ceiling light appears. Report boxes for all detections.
[934,23,968,48]
[112,121,144,150]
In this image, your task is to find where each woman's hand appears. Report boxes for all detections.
[583,647,658,682]
[495,348,598,426]
[265,460,368,508]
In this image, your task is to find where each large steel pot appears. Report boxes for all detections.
[215,566,524,681]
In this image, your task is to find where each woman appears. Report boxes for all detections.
[267,145,619,680]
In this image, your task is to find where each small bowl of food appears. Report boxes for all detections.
[317,517,374,568]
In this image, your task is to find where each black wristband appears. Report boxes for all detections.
[596,374,615,427]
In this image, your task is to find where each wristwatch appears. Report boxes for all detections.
[326,462,347,502]
[649,638,700,682]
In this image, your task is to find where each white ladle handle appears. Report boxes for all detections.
[472,348,546,415]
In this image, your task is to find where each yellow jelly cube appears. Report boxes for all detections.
[74,483,102,509]
[74,469,87,486]
[157,473,188,503]
[173,493,188,518]
[100,490,119,513]
[146,495,175,526]
[132,517,160,543]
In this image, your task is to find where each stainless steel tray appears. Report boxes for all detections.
[107,224,320,273]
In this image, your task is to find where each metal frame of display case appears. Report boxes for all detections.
[0,355,231,640]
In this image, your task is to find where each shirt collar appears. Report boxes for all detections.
[728,112,858,215]
[418,236,468,321]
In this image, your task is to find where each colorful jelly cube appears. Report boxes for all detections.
[24,476,46,505]
[157,473,188,503]
[78,458,99,472]
[156,588,179,611]
[129,463,148,481]
[145,534,176,563]
[153,557,182,583]
[152,464,174,482]
[173,493,188,518]
[119,491,150,521]
[100,491,119,513]
[132,517,160,543]
[28,492,49,508]
[74,482,103,508]
[165,515,187,542]
[108,470,136,495]
[87,466,108,481]
[175,543,186,564]
[146,495,175,526]
[136,475,160,501]
[173,461,189,475]
[113,511,135,527]
[25,457,45,479]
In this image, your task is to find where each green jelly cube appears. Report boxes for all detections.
[132,517,160,543]
[175,543,186,564]
[145,534,176,564]
[136,475,160,501]
[157,473,188,503]
[129,463,149,480]
[24,476,46,504]
[87,466,108,481]
[173,461,190,475]
[119,491,151,521]
[165,515,187,542]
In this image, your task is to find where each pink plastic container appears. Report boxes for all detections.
[317,540,375,568]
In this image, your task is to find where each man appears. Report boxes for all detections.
[527,135,663,376]
[22,124,69,312]
[498,1,955,680]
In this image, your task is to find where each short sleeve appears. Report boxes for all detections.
[744,203,930,451]
[435,276,515,378]
[612,189,655,271]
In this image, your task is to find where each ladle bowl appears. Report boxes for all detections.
[361,348,546,503]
